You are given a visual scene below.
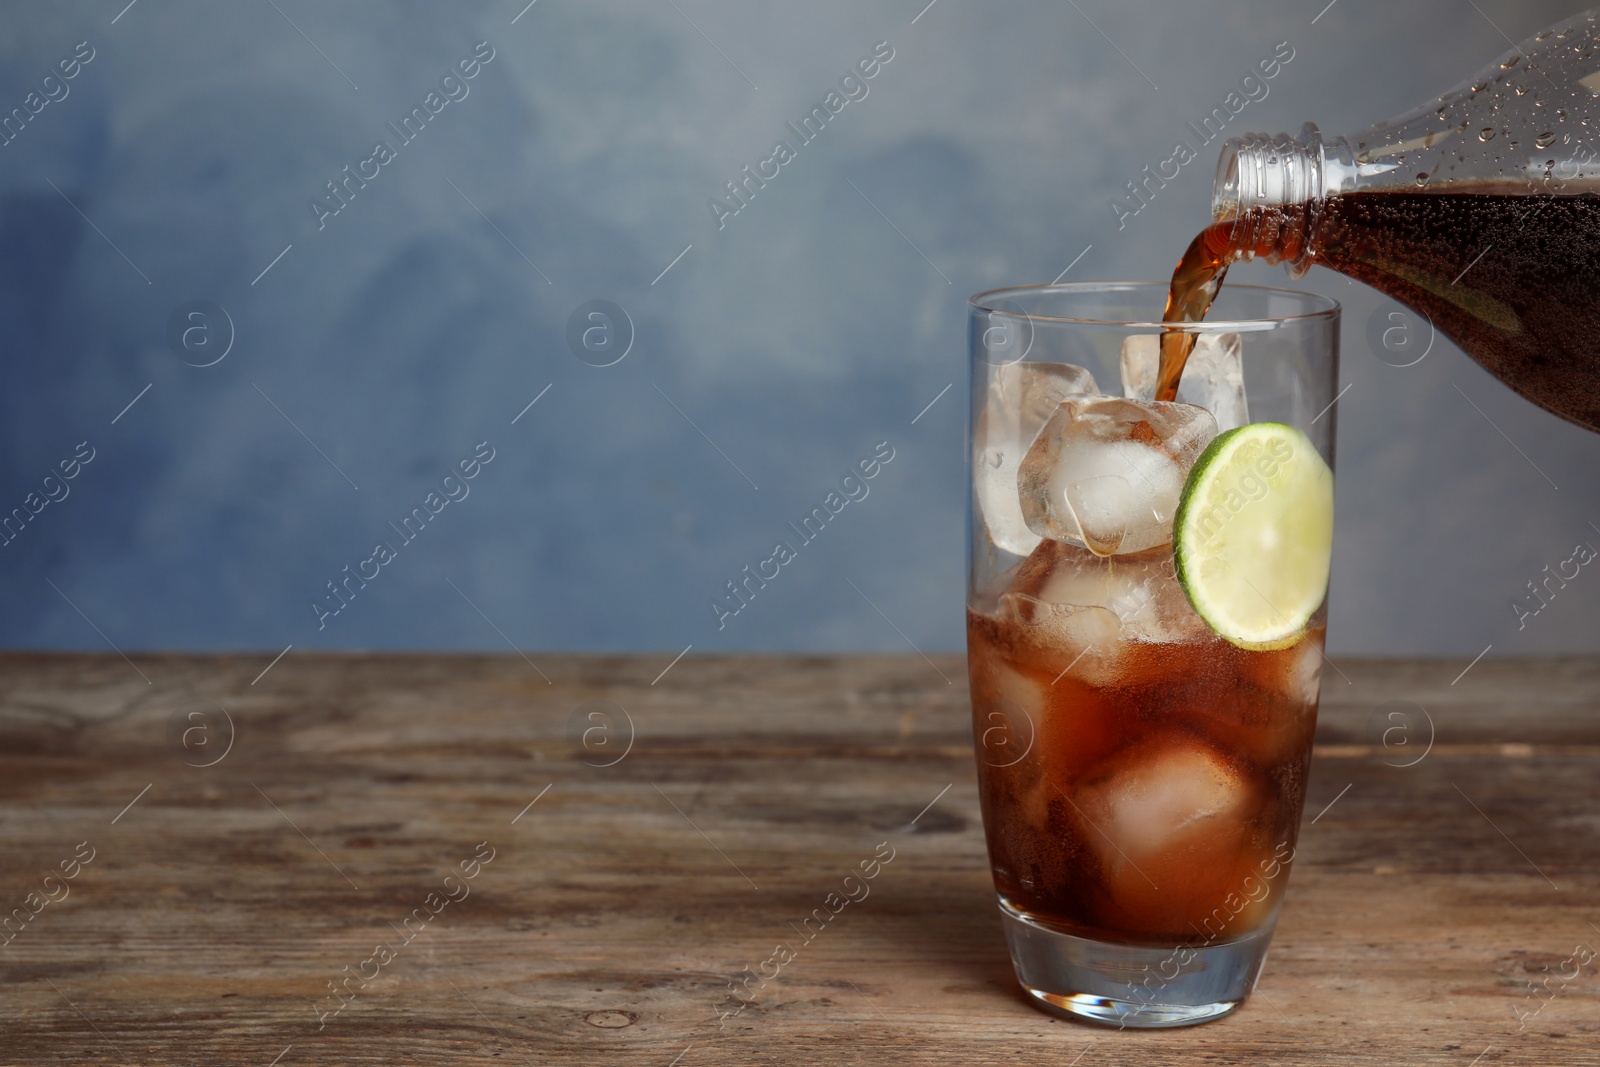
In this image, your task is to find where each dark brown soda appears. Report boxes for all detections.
[967,541,1322,945]
[1159,190,1600,433]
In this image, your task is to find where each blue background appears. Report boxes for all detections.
[4,0,1598,658]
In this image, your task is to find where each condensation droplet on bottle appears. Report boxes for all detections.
[1479,127,1497,141]
[1556,108,1568,120]
[1415,172,1428,186]
[1536,131,1557,149]
[1502,54,1521,69]
[1514,84,1528,96]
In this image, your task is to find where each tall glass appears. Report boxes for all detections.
[966,282,1339,1028]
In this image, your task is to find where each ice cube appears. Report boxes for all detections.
[1069,740,1265,933]
[1121,333,1249,432]
[1077,743,1251,863]
[1004,538,1212,657]
[996,541,1158,685]
[1010,537,1145,610]
[1254,631,1325,707]
[973,656,1044,767]
[974,362,1099,558]
[1122,551,1214,646]
[1017,396,1217,556]
[972,590,1123,775]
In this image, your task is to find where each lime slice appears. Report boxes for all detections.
[1173,423,1333,648]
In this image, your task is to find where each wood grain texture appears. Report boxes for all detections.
[0,653,1596,1065]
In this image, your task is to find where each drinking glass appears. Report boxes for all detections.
[966,281,1339,1027]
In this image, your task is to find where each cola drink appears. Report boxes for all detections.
[969,540,1321,943]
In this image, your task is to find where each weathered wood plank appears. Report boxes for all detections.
[0,653,1595,1065]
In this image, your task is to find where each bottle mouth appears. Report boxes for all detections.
[1213,123,1327,220]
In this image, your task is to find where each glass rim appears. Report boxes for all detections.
[968,280,1341,331]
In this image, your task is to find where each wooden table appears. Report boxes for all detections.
[2,653,1596,1065]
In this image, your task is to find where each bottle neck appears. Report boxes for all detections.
[1212,122,1356,274]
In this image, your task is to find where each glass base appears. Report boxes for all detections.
[997,898,1276,1029]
